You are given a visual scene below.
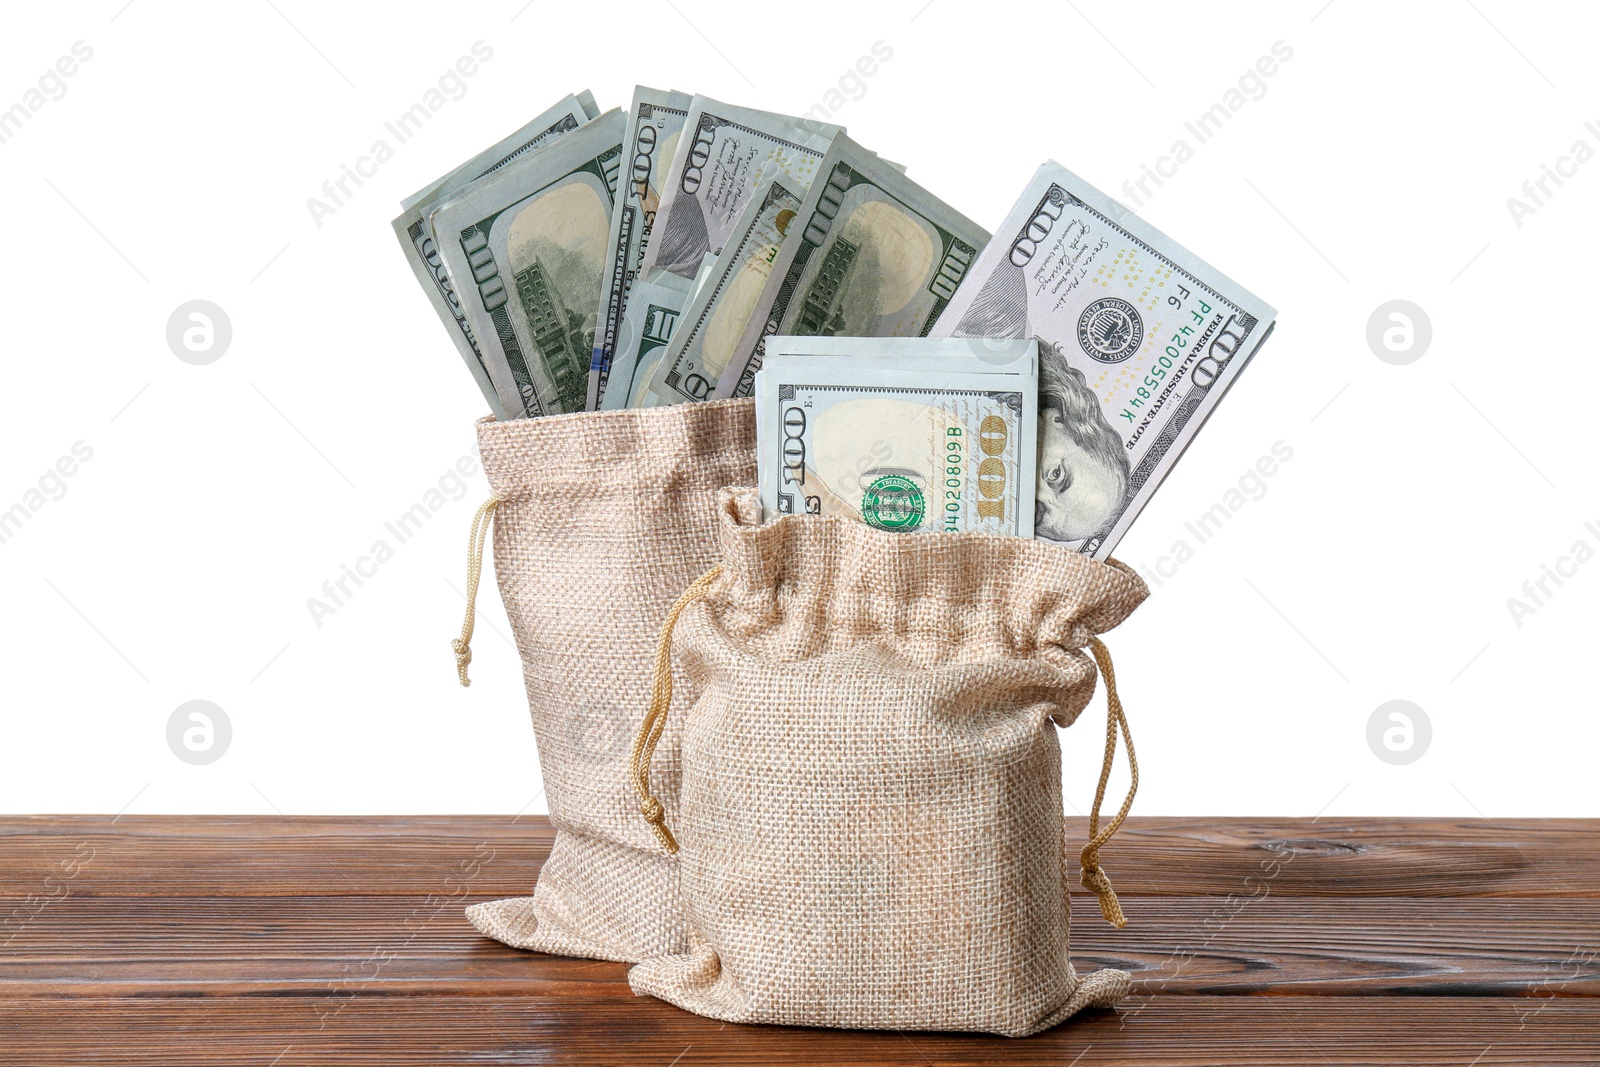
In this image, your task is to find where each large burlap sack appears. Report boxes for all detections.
[455,400,754,963]
[627,489,1149,1035]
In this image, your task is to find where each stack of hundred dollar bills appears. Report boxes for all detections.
[394,88,1276,558]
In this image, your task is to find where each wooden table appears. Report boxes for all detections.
[2,816,1595,1065]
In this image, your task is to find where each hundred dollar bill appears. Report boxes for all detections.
[755,338,1038,536]
[606,273,693,409]
[637,97,839,282]
[396,91,597,214]
[646,175,804,403]
[610,252,720,409]
[931,160,1277,559]
[392,92,599,418]
[430,109,626,418]
[590,86,693,409]
[714,135,990,400]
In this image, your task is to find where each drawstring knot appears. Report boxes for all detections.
[1080,863,1123,927]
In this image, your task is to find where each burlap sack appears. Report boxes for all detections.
[455,400,754,963]
[627,489,1149,1035]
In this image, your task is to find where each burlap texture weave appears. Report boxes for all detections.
[628,489,1149,1034]
[465,400,755,962]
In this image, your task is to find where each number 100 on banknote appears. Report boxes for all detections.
[755,338,1039,537]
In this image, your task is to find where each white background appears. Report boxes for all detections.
[1,0,1593,819]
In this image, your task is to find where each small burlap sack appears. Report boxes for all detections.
[453,400,754,963]
[627,489,1149,1035]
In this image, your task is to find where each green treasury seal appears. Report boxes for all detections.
[861,474,927,532]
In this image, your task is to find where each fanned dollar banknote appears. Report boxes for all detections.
[605,273,692,410]
[602,252,718,410]
[590,87,693,409]
[646,175,805,403]
[930,160,1277,558]
[396,100,1279,562]
[637,97,839,282]
[392,92,599,419]
[430,109,626,418]
[715,135,990,400]
[756,337,1038,535]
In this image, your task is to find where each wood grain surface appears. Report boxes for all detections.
[2,816,1596,1064]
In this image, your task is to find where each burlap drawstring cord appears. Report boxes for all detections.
[630,565,724,854]
[1079,635,1137,928]
[452,494,505,687]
